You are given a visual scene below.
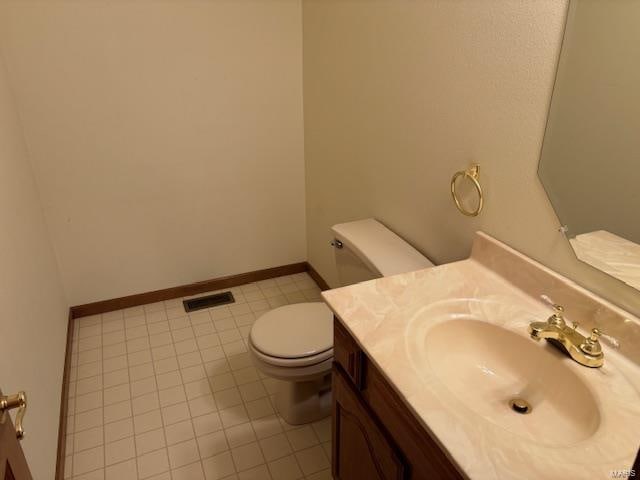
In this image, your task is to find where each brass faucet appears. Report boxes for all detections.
[528,304,604,368]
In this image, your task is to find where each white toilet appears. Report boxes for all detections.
[249,218,433,425]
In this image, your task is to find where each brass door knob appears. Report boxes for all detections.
[0,391,27,439]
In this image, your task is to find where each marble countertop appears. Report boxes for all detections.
[322,232,640,480]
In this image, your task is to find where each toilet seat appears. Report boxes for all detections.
[250,342,333,368]
[250,302,334,364]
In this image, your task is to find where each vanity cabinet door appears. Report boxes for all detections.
[333,318,365,389]
[332,364,406,480]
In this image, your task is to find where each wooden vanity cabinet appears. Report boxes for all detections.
[332,318,464,480]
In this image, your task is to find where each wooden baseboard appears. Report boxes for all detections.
[55,310,74,480]
[70,262,309,319]
[305,262,331,291]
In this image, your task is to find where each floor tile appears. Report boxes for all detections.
[294,445,329,476]
[105,436,136,465]
[103,319,125,334]
[197,429,229,460]
[146,311,168,324]
[137,448,170,479]
[130,362,155,381]
[251,416,283,440]
[210,373,237,393]
[73,467,105,480]
[311,418,331,443]
[224,423,256,449]
[259,433,292,461]
[188,394,217,417]
[134,409,163,434]
[105,418,134,443]
[103,369,129,389]
[162,402,191,425]
[267,455,302,480]
[156,370,182,390]
[305,469,332,480]
[104,384,131,406]
[238,464,272,480]
[74,426,103,452]
[202,451,236,480]
[172,461,206,480]
[131,376,158,398]
[181,365,207,383]
[105,458,137,480]
[192,412,223,437]
[75,408,104,432]
[245,397,274,420]
[219,405,250,429]
[127,336,151,353]
[152,344,176,361]
[184,379,212,400]
[132,392,160,415]
[231,442,264,472]
[124,306,144,318]
[135,427,166,455]
[285,426,318,452]
[76,376,103,396]
[73,446,105,475]
[164,419,195,446]
[76,391,103,413]
[159,384,187,407]
[104,400,132,423]
[168,439,201,469]
[238,382,267,403]
[149,331,173,347]
[232,367,259,386]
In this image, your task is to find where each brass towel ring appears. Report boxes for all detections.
[451,164,484,217]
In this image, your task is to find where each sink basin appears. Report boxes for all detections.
[406,300,601,446]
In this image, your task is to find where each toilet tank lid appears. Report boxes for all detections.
[331,218,434,277]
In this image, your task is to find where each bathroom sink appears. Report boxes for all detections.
[405,299,601,446]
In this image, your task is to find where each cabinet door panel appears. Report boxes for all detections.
[333,319,365,389]
[332,364,405,480]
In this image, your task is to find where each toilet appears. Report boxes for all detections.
[249,218,434,424]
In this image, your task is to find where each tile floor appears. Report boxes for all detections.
[64,272,332,480]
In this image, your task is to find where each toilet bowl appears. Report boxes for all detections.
[249,218,434,425]
[249,302,334,425]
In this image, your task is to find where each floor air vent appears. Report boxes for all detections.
[183,291,235,312]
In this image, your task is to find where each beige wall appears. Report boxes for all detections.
[0,52,68,479]
[0,0,306,306]
[302,0,640,317]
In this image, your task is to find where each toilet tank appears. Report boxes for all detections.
[331,218,434,286]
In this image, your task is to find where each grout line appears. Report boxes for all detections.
[121,313,142,480]
[144,306,174,480]
[97,314,108,478]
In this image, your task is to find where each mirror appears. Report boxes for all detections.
[538,0,640,290]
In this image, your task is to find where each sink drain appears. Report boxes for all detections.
[509,398,532,415]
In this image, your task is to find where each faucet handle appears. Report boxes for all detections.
[539,295,568,327]
[548,304,566,327]
[580,328,604,357]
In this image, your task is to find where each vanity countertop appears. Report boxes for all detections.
[322,232,640,480]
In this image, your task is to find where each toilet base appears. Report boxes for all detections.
[275,373,332,425]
